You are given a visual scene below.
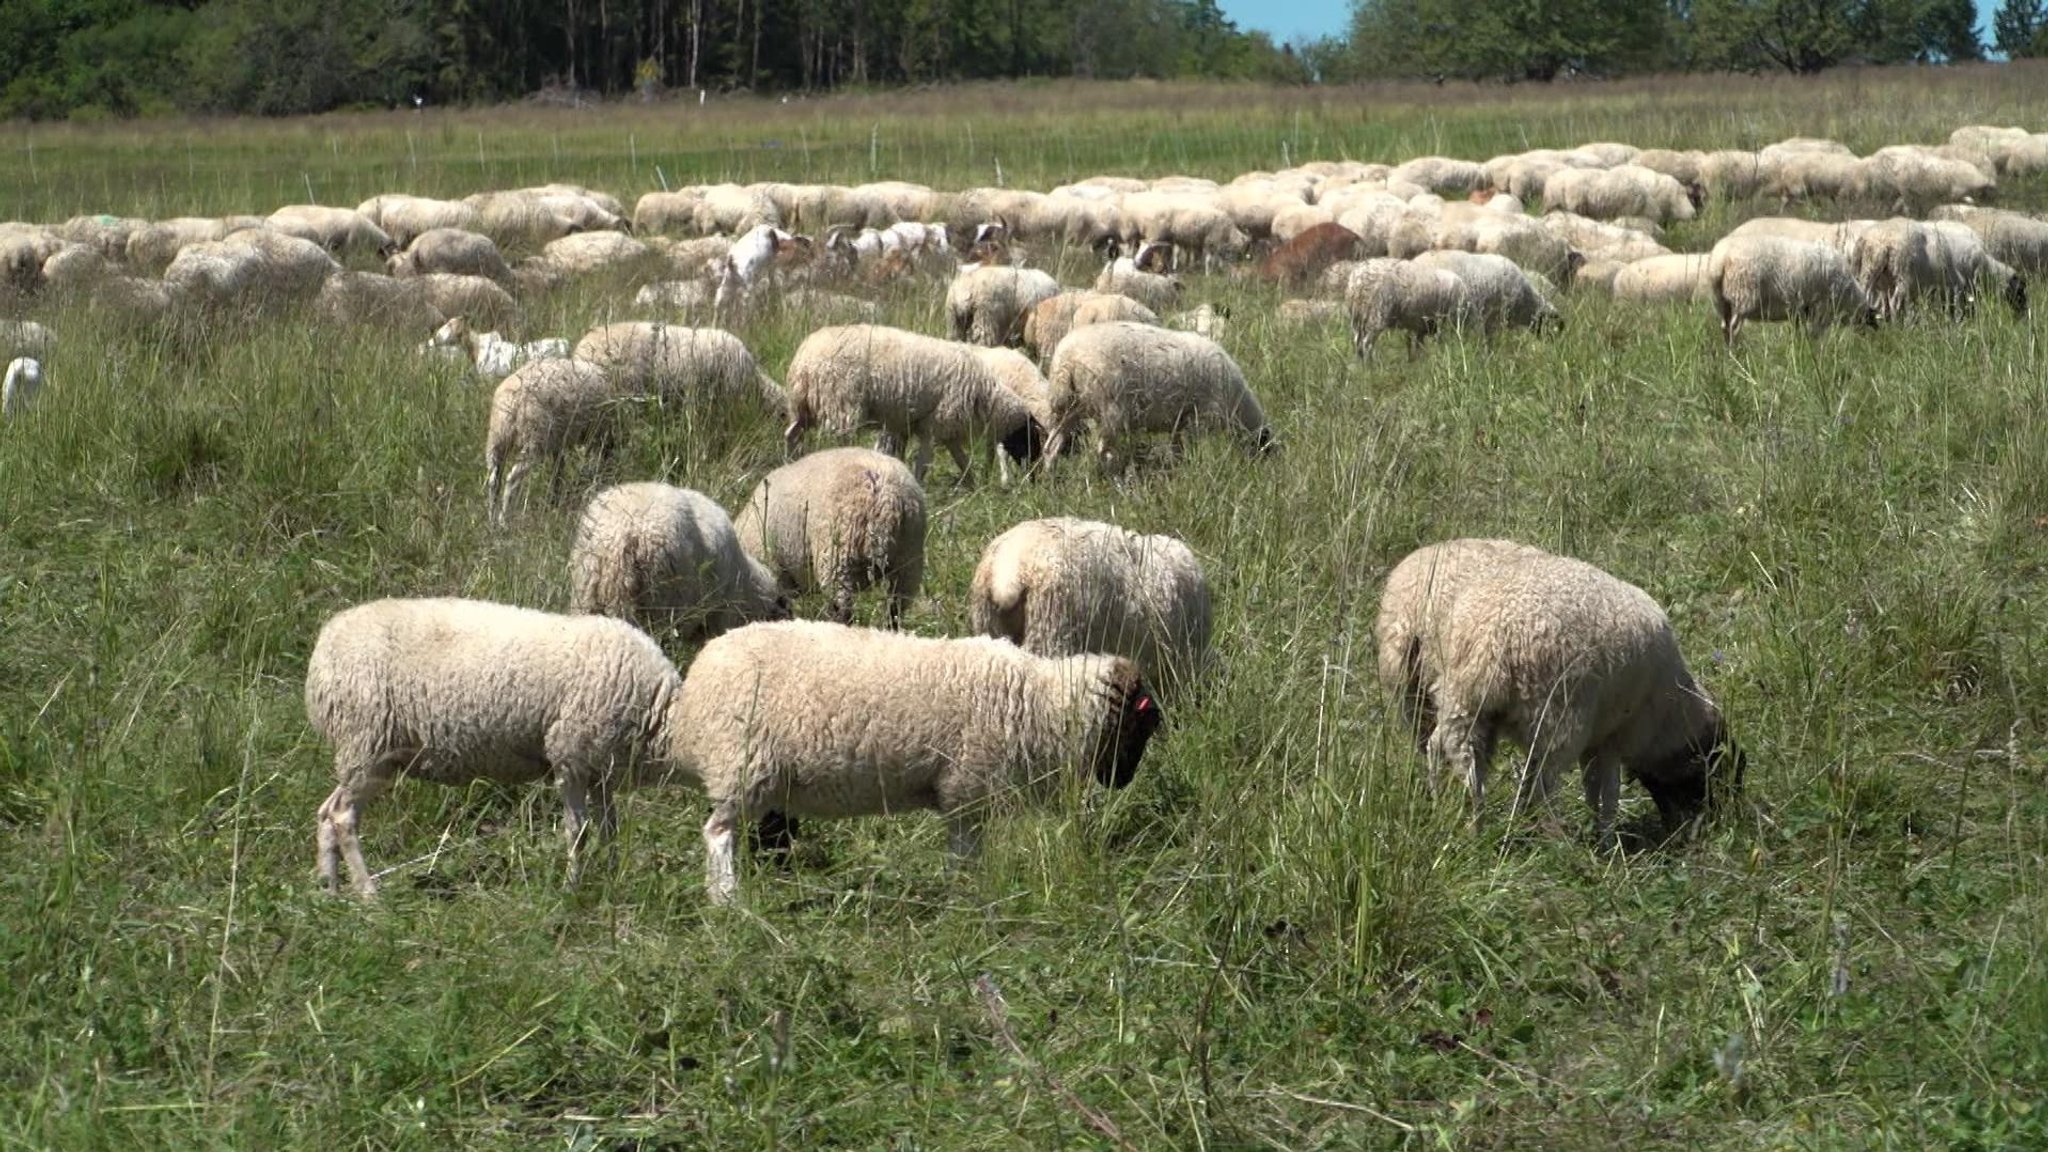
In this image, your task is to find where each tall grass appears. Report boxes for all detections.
[2,71,2045,1149]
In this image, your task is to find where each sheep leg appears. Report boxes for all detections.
[1426,711,1492,824]
[1582,754,1623,852]
[703,802,743,905]
[316,779,385,899]
[911,434,934,482]
[830,572,858,625]
[946,440,974,487]
[500,459,531,523]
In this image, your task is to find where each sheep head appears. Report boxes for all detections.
[2004,271,2028,316]
[1090,660,1160,791]
[999,416,1048,468]
[1635,718,1744,835]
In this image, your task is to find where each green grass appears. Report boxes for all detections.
[3,70,2048,1150]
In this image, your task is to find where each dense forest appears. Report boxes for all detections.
[3,0,2046,120]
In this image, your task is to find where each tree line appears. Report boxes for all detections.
[3,0,2045,121]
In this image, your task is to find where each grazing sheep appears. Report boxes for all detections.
[947,264,1062,346]
[1536,211,1671,265]
[1374,540,1743,848]
[1707,234,1878,344]
[1257,222,1368,287]
[674,620,1161,904]
[3,357,43,418]
[522,230,661,289]
[1044,322,1273,473]
[388,228,514,283]
[731,447,927,627]
[969,517,1212,702]
[1429,205,1584,287]
[413,273,526,335]
[0,318,54,360]
[1928,221,2029,318]
[571,322,785,418]
[1543,165,1701,223]
[1093,256,1182,312]
[634,280,716,312]
[163,229,339,311]
[483,358,630,524]
[356,194,484,248]
[970,346,1054,443]
[305,597,684,896]
[1344,258,1476,358]
[782,324,1042,484]
[1611,254,1713,305]
[267,205,398,258]
[428,316,569,379]
[714,224,812,310]
[1929,204,2048,276]
[1022,290,1160,361]
[315,271,446,333]
[569,483,788,639]
[1412,250,1562,335]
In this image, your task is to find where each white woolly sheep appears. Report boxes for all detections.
[969,517,1212,702]
[1374,540,1743,848]
[3,357,43,418]
[1022,290,1160,361]
[1927,221,2029,319]
[413,273,526,335]
[1611,254,1713,305]
[1344,258,1476,358]
[569,482,788,639]
[1543,165,1701,223]
[1412,250,1562,336]
[522,230,662,289]
[783,324,1042,484]
[0,318,54,360]
[731,446,928,627]
[970,345,1054,439]
[388,228,514,282]
[267,205,398,258]
[947,264,1062,346]
[1707,234,1878,344]
[315,271,446,333]
[1093,257,1181,312]
[1536,211,1671,265]
[163,229,340,311]
[305,597,684,896]
[1044,321,1273,473]
[673,620,1161,904]
[484,358,631,524]
[356,194,484,248]
[1930,204,2048,276]
[571,322,786,418]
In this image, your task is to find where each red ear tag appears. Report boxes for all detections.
[1135,695,1154,714]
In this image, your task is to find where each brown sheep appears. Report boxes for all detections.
[1257,223,1368,289]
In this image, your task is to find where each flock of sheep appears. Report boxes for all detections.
[5,118,2040,904]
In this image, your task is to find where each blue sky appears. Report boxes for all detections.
[1216,1,2005,50]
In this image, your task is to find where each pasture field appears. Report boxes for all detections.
[4,68,2048,1150]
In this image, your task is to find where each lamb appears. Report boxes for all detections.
[1093,256,1181,312]
[731,447,927,627]
[1611,254,1713,305]
[672,620,1161,904]
[1374,539,1743,848]
[1343,258,1476,358]
[483,358,631,524]
[946,264,1062,346]
[426,316,569,379]
[1044,322,1273,473]
[1021,290,1160,361]
[304,597,684,897]
[969,517,1212,702]
[782,324,1042,484]
[569,483,788,639]
[1706,234,1878,344]
[1412,250,1562,335]
[387,228,515,283]
[3,357,43,418]
[715,224,812,310]
[570,322,786,417]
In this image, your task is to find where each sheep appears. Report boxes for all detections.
[1536,211,1670,265]
[1726,215,1871,260]
[356,194,484,248]
[304,597,685,897]
[714,224,813,310]
[387,228,514,283]
[570,322,785,418]
[1169,303,1229,341]
[124,216,267,274]
[1858,146,1995,214]
[267,205,398,258]
[1388,156,1488,197]
[947,264,1062,346]
[1374,540,1743,848]
[413,273,526,335]
[522,230,662,289]
[463,190,584,248]
[3,357,43,418]
[163,229,339,312]
[1611,254,1713,305]
[315,271,446,333]
[1022,290,1160,361]
[0,319,54,360]
[569,483,788,639]
[1343,258,1476,358]
[673,620,1161,904]
[427,316,570,379]
[1543,165,1701,223]
[969,517,1212,702]
[1412,250,1562,335]
[1044,322,1273,473]
[55,214,146,261]
[1428,205,1583,287]
[1119,192,1250,269]
[483,358,631,524]
[634,280,715,312]
[1707,234,1878,344]
[1256,222,1368,288]
[783,324,1042,484]
[1277,299,1345,327]
[731,446,927,627]
[1093,256,1181,312]
[1847,218,1943,321]
[971,345,1054,432]
[39,243,110,291]
[1929,204,2048,276]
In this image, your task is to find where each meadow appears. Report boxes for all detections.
[2,66,2047,1150]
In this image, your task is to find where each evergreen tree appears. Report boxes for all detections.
[1995,0,2048,56]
